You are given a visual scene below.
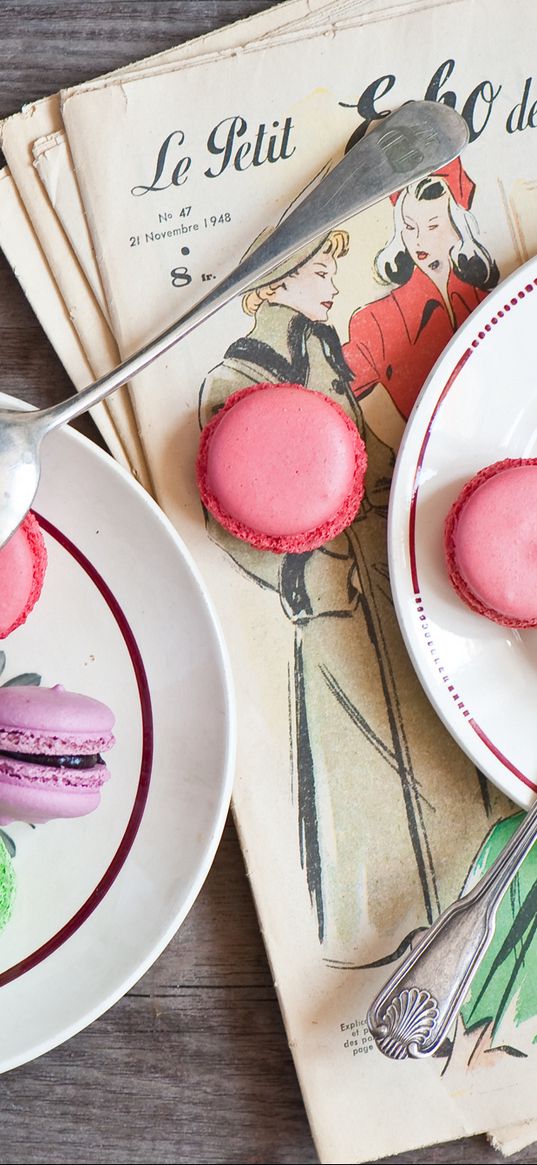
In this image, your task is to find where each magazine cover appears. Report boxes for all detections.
[56,0,537,1158]
[0,0,345,483]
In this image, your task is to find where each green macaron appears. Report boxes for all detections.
[0,834,15,931]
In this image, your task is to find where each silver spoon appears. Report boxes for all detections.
[368,796,537,1059]
[0,99,467,548]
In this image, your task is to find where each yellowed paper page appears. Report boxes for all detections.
[32,131,110,322]
[505,178,537,263]
[0,168,128,464]
[30,0,345,330]
[488,1125,537,1157]
[0,100,153,492]
[61,1,537,1159]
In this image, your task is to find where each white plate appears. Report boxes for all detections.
[389,256,537,811]
[0,397,235,1072]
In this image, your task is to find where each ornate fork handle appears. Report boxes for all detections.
[367,796,537,1059]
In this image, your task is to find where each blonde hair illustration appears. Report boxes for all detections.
[242,229,350,315]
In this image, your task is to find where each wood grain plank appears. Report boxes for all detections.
[0,4,534,1163]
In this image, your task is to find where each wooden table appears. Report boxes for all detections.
[0,4,536,1163]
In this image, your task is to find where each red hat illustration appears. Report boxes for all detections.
[389,155,475,209]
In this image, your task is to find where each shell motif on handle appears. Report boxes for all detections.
[370,988,440,1060]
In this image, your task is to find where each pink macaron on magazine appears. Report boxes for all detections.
[196,381,368,553]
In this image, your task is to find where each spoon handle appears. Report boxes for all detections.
[367,796,537,1059]
[37,100,467,431]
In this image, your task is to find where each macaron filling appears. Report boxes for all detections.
[0,756,110,790]
[0,748,105,770]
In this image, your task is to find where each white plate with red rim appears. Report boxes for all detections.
[389,255,537,810]
[0,394,235,1072]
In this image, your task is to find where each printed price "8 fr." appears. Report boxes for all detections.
[170,266,192,288]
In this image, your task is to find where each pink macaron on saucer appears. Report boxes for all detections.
[0,511,47,639]
[444,457,537,628]
[197,381,367,553]
[0,684,115,825]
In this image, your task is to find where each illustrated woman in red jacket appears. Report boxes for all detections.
[343,157,499,422]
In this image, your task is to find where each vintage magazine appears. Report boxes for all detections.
[3,0,537,1159]
[57,0,537,1160]
[0,98,154,491]
[0,1,402,478]
[32,131,112,322]
[0,0,347,485]
[0,167,128,465]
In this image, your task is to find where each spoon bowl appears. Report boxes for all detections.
[0,408,43,545]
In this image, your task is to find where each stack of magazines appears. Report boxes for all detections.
[2,0,537,1160]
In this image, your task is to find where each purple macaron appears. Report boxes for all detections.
[0,684,115,824]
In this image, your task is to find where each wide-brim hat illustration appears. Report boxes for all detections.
[243,232,332,291]
[240,161,333,291]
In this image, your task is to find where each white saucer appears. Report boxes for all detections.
[389,256,537,810]
[0,400,235,1071]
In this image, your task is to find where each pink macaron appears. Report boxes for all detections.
[0,684,115,824]
[444,457,537,627]
[197,382,367,553]
[0,512,47,638]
